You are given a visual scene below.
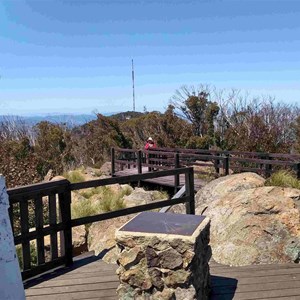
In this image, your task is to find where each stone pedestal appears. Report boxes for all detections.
[115,212,211,300]
[0,176,25,300]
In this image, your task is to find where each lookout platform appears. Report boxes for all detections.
[114,167,206,191]
[24,252,300,300]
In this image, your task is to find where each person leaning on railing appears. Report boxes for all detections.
[144,137,157,150]
[144,137,157,171]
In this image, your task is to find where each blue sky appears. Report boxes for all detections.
[1,0,300,115]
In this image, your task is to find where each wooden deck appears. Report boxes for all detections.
[115,167,206,191]
[24,253,119,300]
[25,253,300,299]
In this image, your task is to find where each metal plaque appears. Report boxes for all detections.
[119,212,205,236]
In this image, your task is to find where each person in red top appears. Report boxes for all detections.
[144,137,157,171]
[144,137,157,150]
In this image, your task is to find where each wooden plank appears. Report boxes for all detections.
[212,272,300,287]
[58,190,73,266]
[227,287,300,300]
[71,196,190,227]
[57,261,118,274]
[22,257,66,280]
[42,270,118,280]
[8,180,69,200]
[70,167,191,191]
[77,298,117,300]
[20,198,31,271]
[114,148,136,153]
[185,169,195,214]
[27,275,119,288]
[211,266,300,278]
[34,195,45,265]
[49,194,58,260]
[14,223,64,245]
[230,156,295,166]
[25,289,117,300]
[211,262,300,271]
[213,278,300,294]
[114,169,204,191]
[25,281,119,295]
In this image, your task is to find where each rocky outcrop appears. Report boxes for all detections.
[88,215,135,263]
[195,172,266,214]
[195,173,300,266]
[123,188,166,208]
[99,162,112,176]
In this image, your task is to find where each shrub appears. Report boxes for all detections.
[98,191,126,212]
[63,170,85,183]
[185,135,211,149]
[16,243,37,270]
[80,187,102,199]
[152,190,169,201]
[71,198,98,220]
[265,170,300,189]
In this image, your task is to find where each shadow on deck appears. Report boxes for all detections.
[25,252,300,300]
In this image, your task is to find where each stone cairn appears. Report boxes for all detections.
[115,215,211,300]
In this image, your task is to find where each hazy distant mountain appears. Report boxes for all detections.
[0,114,99,126]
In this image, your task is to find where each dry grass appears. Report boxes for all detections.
[63,170,85,183]
[265,170,300,189]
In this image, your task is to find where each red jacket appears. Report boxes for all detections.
[144,142,157,150]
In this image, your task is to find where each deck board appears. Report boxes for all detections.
[114,167,206,191]
[25,254,300,299]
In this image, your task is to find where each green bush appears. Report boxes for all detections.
[152,190,169,201]
[16,243,37,270]
[80,187,102,199]
[98,190,126,212]
[63,170,85,183]
[265,170,300,189]
[185,135,212,149]
[71,198,99,220]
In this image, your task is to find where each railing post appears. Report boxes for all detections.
[174,152,180,193]
[264,154,272,178]
[295,162,300,179]
[111,147,115,176]
[215,153,220,175]
[137,150,142,187]
[185,168,195,215]
[58,182,73,267]
[137,150,142,174]
[224,154,230,176]
[148,151,152,172]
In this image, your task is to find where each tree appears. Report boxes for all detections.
[34,121,74,176]
[215,94,298,152]
[171,85,219,143]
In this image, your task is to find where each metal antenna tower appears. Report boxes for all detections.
[132,59,135,112]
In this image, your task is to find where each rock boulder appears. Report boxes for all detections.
[201,186,300,266]
[123,188,166,208]
[88,215,135,263]
[195,172,266,214]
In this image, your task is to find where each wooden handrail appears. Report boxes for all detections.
[8,180,72,279]
[8,167,195,280]
[112,147,300,179]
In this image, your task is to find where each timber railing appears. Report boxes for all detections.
[8,167,195,280]
[111,147,300,179]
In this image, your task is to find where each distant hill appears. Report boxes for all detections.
[109,111,144,121]
[0,114,98,126]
